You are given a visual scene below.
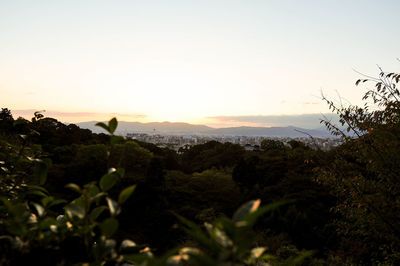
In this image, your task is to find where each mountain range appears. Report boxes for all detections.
[77,121,334,138]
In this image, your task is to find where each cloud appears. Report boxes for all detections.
[11,109,147,122]
[207,113,339,129]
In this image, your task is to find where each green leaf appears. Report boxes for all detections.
[217,218,235,237]
[90,192,107,202]
[250,247,266,259]
[72,196,86,209]
[27,156,41,162]
[34,159,52,185]
[232,199,261,223]
[118,185,136,204]
[19,134,28,141]
[244,201,291,228]
[41,196,54,207]
[119,239,141,254]
[95,122,110,133]
[120,239,136,249]
[106,197,120,216]
[32,203,45,217]
[105,239,117,251]
[56,214,66,223]
[108,117,118,134]
[89,184,100,197]
[65,203,85,219]
[205,223,233,248]
[100,173,118,192]
[108,167,117,174]
[65,183,81,193]
[27,190,48,198]
[90,206,107,221]
[27,185,49,195]
[111,135,124,145]
[47,199,67,208]
[174,213,219,253]
[100,217,119,237]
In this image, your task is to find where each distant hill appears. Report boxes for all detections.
[77,121,334,138]
[77,121,213,135]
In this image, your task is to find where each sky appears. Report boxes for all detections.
[1,0,399,128]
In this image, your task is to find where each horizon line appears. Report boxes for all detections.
[7,108,338,129]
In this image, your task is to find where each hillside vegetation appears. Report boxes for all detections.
[1,69,399,265]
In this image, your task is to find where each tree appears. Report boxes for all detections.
[261,139,285,151]
[0,108,13,122]
[320,66,400,263]
[0,108,14,134]
[179,141,245,173]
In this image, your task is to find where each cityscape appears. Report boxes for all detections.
[127,132,342,151]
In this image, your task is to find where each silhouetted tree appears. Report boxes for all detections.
[0,108,14,134]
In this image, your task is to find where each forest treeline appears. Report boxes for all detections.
[1,70,400,265]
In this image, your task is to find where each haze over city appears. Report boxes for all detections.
[1,0,399,127]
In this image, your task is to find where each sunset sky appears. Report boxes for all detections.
[1,0,399,127]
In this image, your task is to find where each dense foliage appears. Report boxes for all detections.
[1,68,399,265]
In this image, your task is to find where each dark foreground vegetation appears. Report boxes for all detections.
[1,70,400,265]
